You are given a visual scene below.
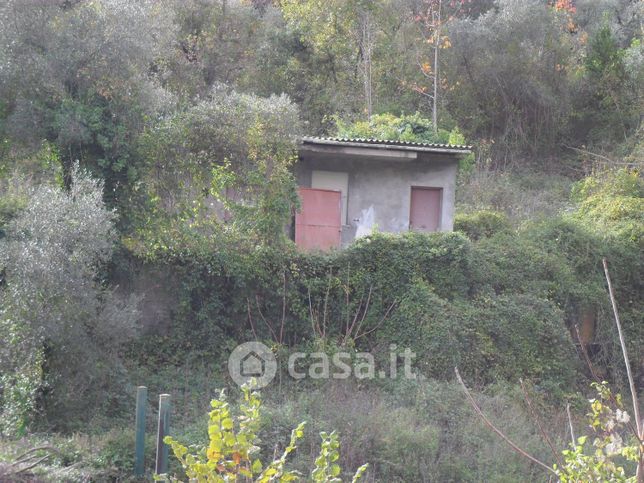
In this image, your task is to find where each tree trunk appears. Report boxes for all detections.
[360,10,374,118]
[432,0,441,134]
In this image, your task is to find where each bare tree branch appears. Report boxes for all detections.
[519,378,564,469]
[565,403,576,447]
[602,258,644,481]
[603,258,642,440]
[455,367,557,476]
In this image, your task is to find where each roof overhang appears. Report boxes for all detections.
[299,137,472,161]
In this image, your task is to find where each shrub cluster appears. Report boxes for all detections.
[129,194,641,400]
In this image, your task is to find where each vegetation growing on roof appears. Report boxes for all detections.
[334,113,474,170]
[334,112,464,146]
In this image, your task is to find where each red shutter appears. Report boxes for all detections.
[295,188,342,250]
[410,187,442,232]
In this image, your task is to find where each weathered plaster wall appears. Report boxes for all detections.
[297,155,458,247]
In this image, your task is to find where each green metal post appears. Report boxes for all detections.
[155,394,171,475]
[134,386,147,477]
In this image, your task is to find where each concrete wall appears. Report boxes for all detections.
[296,154,458,247]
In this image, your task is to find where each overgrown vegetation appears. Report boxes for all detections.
[0,167,139,436]
[0,0,642,480]
[161,383,368,482]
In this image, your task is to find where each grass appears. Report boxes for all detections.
[1,372,578,482]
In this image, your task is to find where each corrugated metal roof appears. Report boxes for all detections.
[301,136,472,153]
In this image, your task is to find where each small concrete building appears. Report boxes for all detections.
[294,137,471,250]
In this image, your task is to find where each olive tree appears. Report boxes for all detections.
[138,85,302,244]
[0,167,139,434]
[0,0,177,209]
[442,0,577,156]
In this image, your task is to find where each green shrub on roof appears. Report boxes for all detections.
[333,113,473,171]
[334,112,458,145]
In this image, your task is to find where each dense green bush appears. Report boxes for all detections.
[0,167,140,434]
[334,113,475,172]
[135,86,301,243]
[335,112,454,144]
[571,167,643,242]
[377,280,578,393]
[567,168,643,381]
[454,209,512,240]
[126,167,643,398]
[128,230,475,351]
[129,226,595,395]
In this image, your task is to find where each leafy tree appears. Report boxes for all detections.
[171,0,272,95]
[409,0,467,132]
[0,166,140,433]
[577,25,641,146]
[281,0,381,117]
[0,0,177,209]
[136,86,301,244]
[443,0,577,155]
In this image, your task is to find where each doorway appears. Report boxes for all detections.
[410,187,442,232]
[295,188,342,250]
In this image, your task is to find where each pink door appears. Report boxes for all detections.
[410,187,442,232]
[295,188,342,250]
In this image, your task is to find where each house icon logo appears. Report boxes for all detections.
[228,341,277,388]
[240,351,265,378]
